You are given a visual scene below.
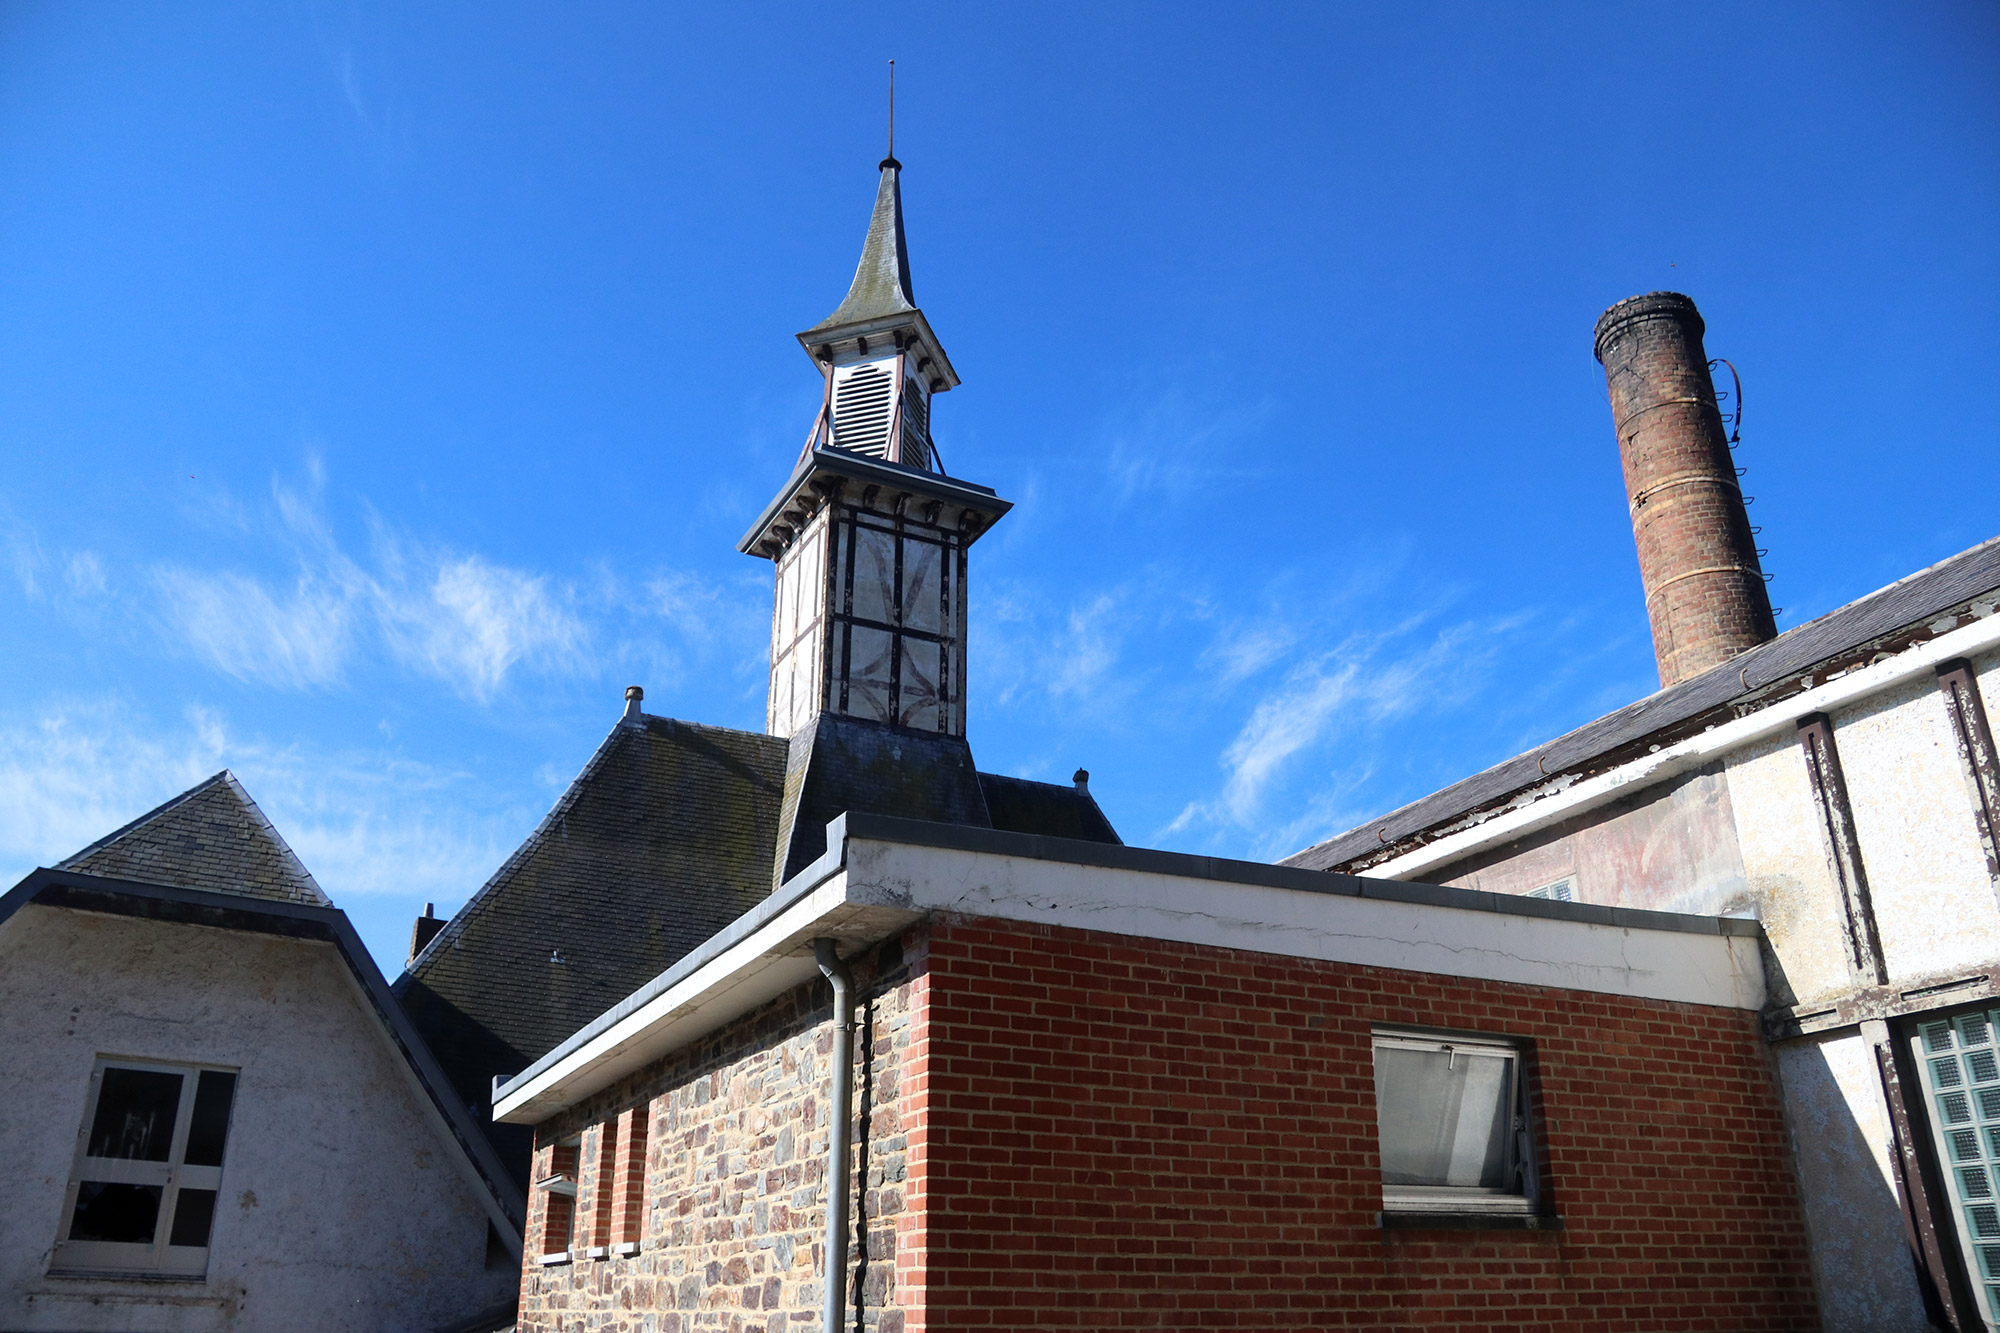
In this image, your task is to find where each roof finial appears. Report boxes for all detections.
[881,59,899,170]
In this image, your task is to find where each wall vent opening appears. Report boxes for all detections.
[832,363,895,459]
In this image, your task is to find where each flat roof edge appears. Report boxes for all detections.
[836,812,1763,939]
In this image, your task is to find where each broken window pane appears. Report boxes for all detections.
[69,1182,163,1244]
[86,1068,183,1162]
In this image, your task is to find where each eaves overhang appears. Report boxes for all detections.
[736,448,1011,557]
[795,308,961,391]
[492,812,1766,1127]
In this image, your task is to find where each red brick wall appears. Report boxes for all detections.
[915,916,1818,1331]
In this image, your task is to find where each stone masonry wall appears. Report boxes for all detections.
[517,933,927,1333]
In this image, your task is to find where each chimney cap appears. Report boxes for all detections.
[1593,291,1705,363]
[1073,768,1090,792]
[623,685,644,721]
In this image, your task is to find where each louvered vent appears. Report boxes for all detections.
[832,364,895,458]
[901,381,932,471]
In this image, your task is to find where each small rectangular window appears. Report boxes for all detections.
[1526,876,1575,902]
[1371,1030,1538,1216]
[53,1057,238,1277]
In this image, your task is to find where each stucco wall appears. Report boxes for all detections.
[0,904,514,1333]
[1773,1033,1931,1333]
[1431,766,1751,915]
[1834,664,2000,982]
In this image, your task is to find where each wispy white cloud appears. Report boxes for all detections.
[0,698,526,906]
[129,469,742,705]
[1098,380,1278,502]
[373,542,586,701]
[1163,609,1525,855]
[151,566,360,690]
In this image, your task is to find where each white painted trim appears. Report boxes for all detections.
[1369,609,2000,883]
[496,824,1767,1124]
[847,840,1766,1013]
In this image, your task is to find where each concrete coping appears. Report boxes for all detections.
[491,813,1765,1110]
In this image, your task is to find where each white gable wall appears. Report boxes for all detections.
[0,904,514,1332]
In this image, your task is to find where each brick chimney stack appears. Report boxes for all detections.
[1594,292,1776,688]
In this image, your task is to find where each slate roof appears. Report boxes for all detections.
[1284,534,2000,874]
[776,713,990,885]
[805,160,916,335]
[57,771,329,906]
[399,706,1123,1185]
[397,714,788,1181]
[981,772,1122,846]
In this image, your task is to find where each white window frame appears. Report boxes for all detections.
[52,1056,238,1279]
[1371,1028,1540,1216]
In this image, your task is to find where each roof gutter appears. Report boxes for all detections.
[1367,609,2000,883]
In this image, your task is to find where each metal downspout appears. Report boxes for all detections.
[814,939,855,1333]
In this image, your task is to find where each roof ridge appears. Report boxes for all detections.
[212,771,330,905]
[1283,532,2000,870]
[56,770,232,871]
[400,717,636,979]
[55,770,330,908]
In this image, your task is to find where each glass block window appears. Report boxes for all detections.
[53,1058,238,1278]
[1371,1030,1538,1214]
[1913,1009,2000,1325]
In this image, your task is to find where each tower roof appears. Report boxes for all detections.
[806,159,916,335]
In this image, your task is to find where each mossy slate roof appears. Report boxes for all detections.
[398,709,1119,1185]
[57,771,329,906]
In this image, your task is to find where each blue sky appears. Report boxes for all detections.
[3,3,1995,975]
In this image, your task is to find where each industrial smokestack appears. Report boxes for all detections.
[1594,292,1776,688]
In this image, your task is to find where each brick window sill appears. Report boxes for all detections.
[1377,1211,1564,1232]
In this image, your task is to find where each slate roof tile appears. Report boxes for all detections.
[57,771,329,906]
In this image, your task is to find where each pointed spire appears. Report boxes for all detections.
[807,160,917,334]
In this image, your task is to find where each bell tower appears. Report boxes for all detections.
[739,155,1010,739]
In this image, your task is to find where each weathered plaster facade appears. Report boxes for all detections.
[1379,626,2000,1329]
[0,905,516,1332]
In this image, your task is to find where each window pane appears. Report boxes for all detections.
[183,1071,236,1168]
[86,1068,183,1162]
[1374,1045,1514,1188]
[167,1188,218,1247]
[69,1181,163,1243]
